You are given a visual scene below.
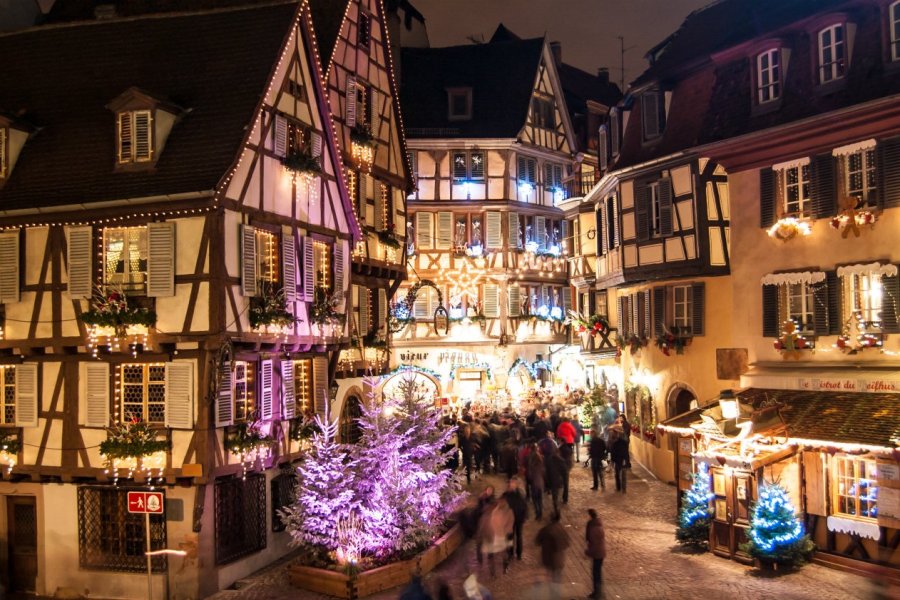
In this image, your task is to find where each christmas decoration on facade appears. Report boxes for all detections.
[773,320,812,359]
[80,287,155,357]
[224,420,275,480]
[99,418,170,485]
[767,216,812,242]
[655,325,692,356]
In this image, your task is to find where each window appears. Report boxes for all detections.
[844,148,877,207]
[232,361,254,422]
[782,163,811,216]
[847,272,883,324]
[673,285,692,333]
[104,227,148,292]
[0,127,6,179]
[354,82,372,128]
[214,474,267,564]
[891,2,900,61]
[655,283,705,337]
[544,163,564,193]
[641,88,666,140]
[120,364,166,424]
[0,366,13,424]
[357,11,371,49]
[757,48,781,103]
[595,290,608,318]
[347,170,362,219]
[532,97,555,129]
[271,470,296,532]
[313,241,331,292]
[117,110,153,164]
[412,286,438,320]
[255,229,279,285]
[834,456,878,520]
[783,282,815,334]
[605,196,616,252]
[286,121,311,157]
[78,486,167,572]
[447,88,473,121]
[819,24,846,83]
[517,156,537,186]
[294,359,313,415]
[452,151,484,181]
[649,182,662,238]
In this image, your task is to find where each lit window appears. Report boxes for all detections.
[313,241,331,291]
[117,110,153,164]
[447,88,473,121]
[104,227,147,293]
[834,456,878,520]
[254,229,279,286]
[847,272,883,325]
[757,48,781,103]
[233,361,254,422]
[782,164,810,216]
[357,12,371,49]
[891,2,900,61]
[844,148,877,207]
[673,285,693,333]
[783,282,814,334]
[818,24,846,84]
[120,364,165,424]
[452,151,484,181]
[354,82,372,128]
[532,97,555,129]
[294,359,313,414]
[0,366,14,424]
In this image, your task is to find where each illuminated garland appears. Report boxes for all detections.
[447,362,494,382]
[281,149,322,181]
[100,419,170,485]
[381,364,443,382]
[250,281,298,331]
[508,358,554,380]
[767,217,812,241]
[224,421,275,480]
[835,311,883,354]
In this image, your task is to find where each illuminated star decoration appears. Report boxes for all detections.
[445,260,482,305]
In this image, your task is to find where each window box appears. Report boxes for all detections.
[616,333,649,356]
[310,288,346,328]
[99,419,170,480]
[249,282,297,332]
[376,225,401,249]
[224,421,275,476]
[80,289,156,354]
[0,427,20,474]
[281,148,322,181]
[655,326,692,356]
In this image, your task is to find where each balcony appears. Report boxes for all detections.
[561,172,596,201]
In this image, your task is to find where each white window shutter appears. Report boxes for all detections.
[118,112,133,163]
[377,288,387,331]
[259,359,273,421]
[134,110,152,161]
[14,363,38,428]
[282,233,297,302]
[346,75,357,128]
[507,212,521,248]
[147,222,175,298]
[358,286,370,336]
[486,212,502,248]
[67,226,93,300]
[312,357,329,419]
[371,89,381,140]
[483,284,500,318]
[413,287,429,319]
[508,284,521,317]
[436,212,453,249]
[311,131,322,158]
[563,287,573,312]
[240,225,258,297]
[334,243,345,296]
[535,216,546,250]
[82,362,109,427]
[281,360,296,420]
[301,236,315,302]
[0,231,19,304]
[215,360,233,428]
[164,362,193,429]
[273,114,288,158]
[415,213,433,249]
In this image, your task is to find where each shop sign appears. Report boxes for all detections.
[438,351,481,366]
[797,378,900,393]
[398,351,430,364]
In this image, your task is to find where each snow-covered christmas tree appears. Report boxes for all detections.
[741,481,815,567]
[675,462,714,547]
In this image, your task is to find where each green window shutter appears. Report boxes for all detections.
[759,167,776,228]
[653,287,666,337]
[691,283,705,336]
[762,285,779,338]
[881,266,900,333]
[811,153,837,219]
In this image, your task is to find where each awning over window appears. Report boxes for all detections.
[760,271,826,286]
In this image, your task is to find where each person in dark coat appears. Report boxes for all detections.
[526,450,545,520]
[609,429,629,493]
[618,414,632,468]
[585,509,607,599]
[400,575,433,600]
[534,511,570,585]
[502,477,528,561]
[589,434,608,491]
[499,438,519,480]
[572,417,585,463]
[459,424,478,485]
[546,450,569,511]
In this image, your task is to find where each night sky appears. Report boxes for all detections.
[411,0,712,88]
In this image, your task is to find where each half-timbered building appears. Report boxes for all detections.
[0,2,358,597]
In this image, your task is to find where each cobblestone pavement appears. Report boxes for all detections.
[211,458,871,600]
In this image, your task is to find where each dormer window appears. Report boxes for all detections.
[532,97,555,129]
[641,87,666,140]
[756,48,781,103]
[447,88,472,121]
[117,110,153,164]
[818,23,846,84]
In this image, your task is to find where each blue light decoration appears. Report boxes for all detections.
[447,362,494,382]
[536,305,550,319]
[518,181,535,195]
[675,462,714,547]
[549,306,563,321]
[533,305,566,322]
[392,302,412,321]
[380,364,443,382]
[507,358,553,380]
[545,244,562,257]
[449,306,465,320]
[524,240,539,253]
[465,242,484,258]
[741,480,815,566]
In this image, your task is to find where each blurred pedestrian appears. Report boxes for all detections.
[526,450,545,520]
[463,573,493,600]
[589,433,608,491]
[547,449,569,509]
[502,477,528,561]
[535,511,570,591]
[476,498,514,576]
[459,424,477,485]
[572,416,584,463]
[400,574,432,600]
[609,427,629,493]
[500,438,519,480]
[585,509,606,599]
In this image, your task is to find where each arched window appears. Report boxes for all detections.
[340,395,363,444]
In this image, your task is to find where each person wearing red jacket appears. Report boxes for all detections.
[555,418,576,445]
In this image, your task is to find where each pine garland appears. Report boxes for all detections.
[99,420,169,460]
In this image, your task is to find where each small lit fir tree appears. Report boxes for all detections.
[675,462,714,547]
[740,481,815,568]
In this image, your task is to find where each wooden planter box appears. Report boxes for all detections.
[288,522,464,599]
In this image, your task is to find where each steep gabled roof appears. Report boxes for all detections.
[306,0,350,70]
[0,2,300,211]
[399,37,545,139]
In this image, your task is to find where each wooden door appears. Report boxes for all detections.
[710,468,754,563]
[7,496,38,593]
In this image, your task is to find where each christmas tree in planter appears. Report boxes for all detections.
[740,481,815,569]
[675,462,714,547]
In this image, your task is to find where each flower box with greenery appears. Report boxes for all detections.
[289,414,322,443]
[566,310,611,335]
[350,124,375,147]
[250,281,298,332]
[310,289,346,328]
[616,333,649,356]
[100,419,170,481]
[655,325,692,356]
[281,148,322,181]
[0,429,20,475]
[80,288,156,356]
[225,420,276,477]
[376,225,401,250]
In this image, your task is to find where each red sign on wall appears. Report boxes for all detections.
[127,491,164,514]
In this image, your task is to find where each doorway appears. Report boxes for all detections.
[7,496,37,593]
[340,395,363,444]
[710,468,754,563]
[667,385,697,418]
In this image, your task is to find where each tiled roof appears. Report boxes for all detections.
[307,0,349,70]
[0,2,299,211]
[399,38,545,139]
[557,63,621,112]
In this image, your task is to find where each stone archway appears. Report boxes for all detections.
[666,383,698,419]
[339,394,363,444]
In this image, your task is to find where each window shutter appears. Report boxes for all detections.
[164,362,193,429]
[470,152,485,180]
[811,153,837,219]
[436,211,453,249]
[67,226,93,300]
[309,132,323,161]
[561,220,570,254]
[535,216,546,249]
[82,362,109,427]
[14,363,38,428]
[272,114,287,158]
[598,126,608,171]
[215,360,233,427]
[0,231,18,304]
[483,284,500,318]
[636,291,646,337]
[281,360,296,420]
[878,137,900,208]
[377,288,387,331]
[312,357,329,419]
[544,163,554,191]
[134,110,152,161]
[453,152,467,180]
[517,155,527,182]
[508,284,521,317]
[282,233,297,302]
[527,159,536,184]
[346,75,357,128]
[259,359,274,421]
[413,287,429,319]
[562,287,573,312]
[118,112,133,163]
[612,196,619,247]
[333,243,345,301]
[653,287,666,337]
[595,208,604,255]
[826,270,842,335]
[642,91,660,138]
[762,285,779,338]
[358,286,370,336]
[507,212,521,248]
[371,89,381,140]
[240,225,258,297]
[486,212,502,249]
[881,266,900,333]
[147,222,175,298]
[610,110,620,156]
[636,185,650,242]
[415,212,433,249]
[759,167,776,228]
[301,236,315,302]
[690,283,705,336]
[658,178,674,236]
[813,279,830,336]
[617,296,626,335]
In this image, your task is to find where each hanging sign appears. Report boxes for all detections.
[127,491,164,514]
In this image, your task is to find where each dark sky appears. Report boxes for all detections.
[411,0,712,88]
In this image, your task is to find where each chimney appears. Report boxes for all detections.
[597,67,609,85]
[94,4,117,19]
[550,41,562,65]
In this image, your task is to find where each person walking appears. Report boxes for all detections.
[609,428,629,493]
[459,424,478,485]
[534,511,570,597]
[502,477,528,561]
[526,449,545,520]
[618,414,632,468]
[476,497,514,577]
[555,416,576,470]
[546,449,569,511]
[500,438,519,481]
[589,432,608,491]
[572,416,584,464]
[585,509,607,599]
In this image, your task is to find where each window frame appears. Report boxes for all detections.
[891,1,900,62]
[782,281,815,335]
[532,96,556,130]
[672,285,693,333]
[832,455,878,521]
[756,48,781,104]
[357,10,371,52]
[254,228,280,287]
[782,163,811,217]
[818,23,847,84]
[232,360,254,422]
[447,87,473,121]
[103,226,149,294]
[0,365,14,425]
[649,181,662,238]
[846,272,883,326]
[452,151,485,182]
[641,87,666,141]
[313,240,332,293]
[294,359,313,415]
[843,148,878,208]
[119,363,166,425]
[116,109,153,165]
[214,474,267,565]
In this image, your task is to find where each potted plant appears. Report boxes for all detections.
[80,287,156,355]
[376,224,401,249]
[310,288,346,336]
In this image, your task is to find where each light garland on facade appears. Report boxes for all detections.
[767,217,812,241]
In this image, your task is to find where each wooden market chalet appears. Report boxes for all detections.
[0,2,362,597]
